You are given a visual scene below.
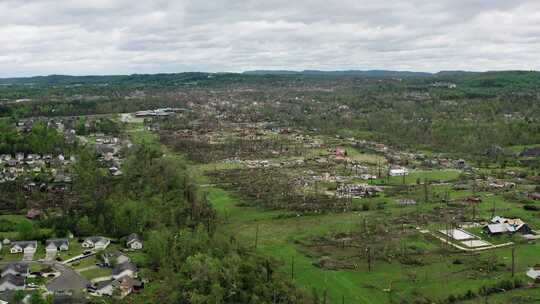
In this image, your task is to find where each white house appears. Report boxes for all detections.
[389,167,409,177]
[10,241,37,254]
[82,236,110,250]
[526,266,540,281]
[46,239,70,252]
[112,262,137,280]
[126,233,143,250]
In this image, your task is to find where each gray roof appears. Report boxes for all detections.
[117,275,142,288]
[102,250,126,259]
[11,241,37,249]
[2,263,28,274]
[47,238,69,247]
[52,295,89,304]
[95,279,118,290]
[126,233,142,244]
[112,262,137,276]
[486,223,508,234]
[0,273,25,287]
[85,236,108,243]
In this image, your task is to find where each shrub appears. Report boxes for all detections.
[524,204,540,211]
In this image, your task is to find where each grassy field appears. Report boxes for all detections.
[203,179,540,304]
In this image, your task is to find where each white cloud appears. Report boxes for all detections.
[0,0,539,76]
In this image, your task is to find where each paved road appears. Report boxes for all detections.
[46,262,90,292]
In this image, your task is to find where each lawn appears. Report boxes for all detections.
[0,214,31,224]
[57,244,84,261]
[72,256,99,269]
[347,147,387,164]
[80,267,113,280]
[0,252,22,262]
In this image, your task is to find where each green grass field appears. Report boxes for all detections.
[204,183,540,304]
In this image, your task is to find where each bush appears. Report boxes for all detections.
[361,202,371,211]
[524,204,540,211]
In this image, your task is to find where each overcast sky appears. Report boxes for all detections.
[1,0,540,77]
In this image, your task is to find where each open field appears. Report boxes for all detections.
[204,184,540,303]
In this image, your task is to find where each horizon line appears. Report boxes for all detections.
[1,69,538,79]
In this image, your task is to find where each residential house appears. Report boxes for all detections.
[528,193,540,201]
[0,274,25,292]
[15,153,24,161]
[526,265,540,282]
[336,184,383,198]
[46,239,69,252]
[112,262,137,280]
[389,167,409,177]
[396,199,417,206]
[94,276,142,298]
[464,196,482,204]
[26,208,42,220]
[118,276,142,298]
[94,279,119,297]
[484,216,533,235]
[102,251,130,267]
[82,236,110,250]
[520,147,540,158]
[10,241,37,254]
[126,233,143,250]
[1,263,29,277]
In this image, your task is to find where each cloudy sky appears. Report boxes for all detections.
[1,0,540,77]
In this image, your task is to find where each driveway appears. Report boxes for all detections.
[45,251,57,262]
[46,263,90,293]
[23,252,35,262]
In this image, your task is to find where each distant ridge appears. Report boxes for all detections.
[243,70,434,77]
[1,70,538,86]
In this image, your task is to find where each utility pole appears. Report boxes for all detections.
[511,247,516,277]
[291,256,295,280]
[423,178,428,203]
[254,224,259,249]
[367,247,372,272]
[266,259,271,282]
